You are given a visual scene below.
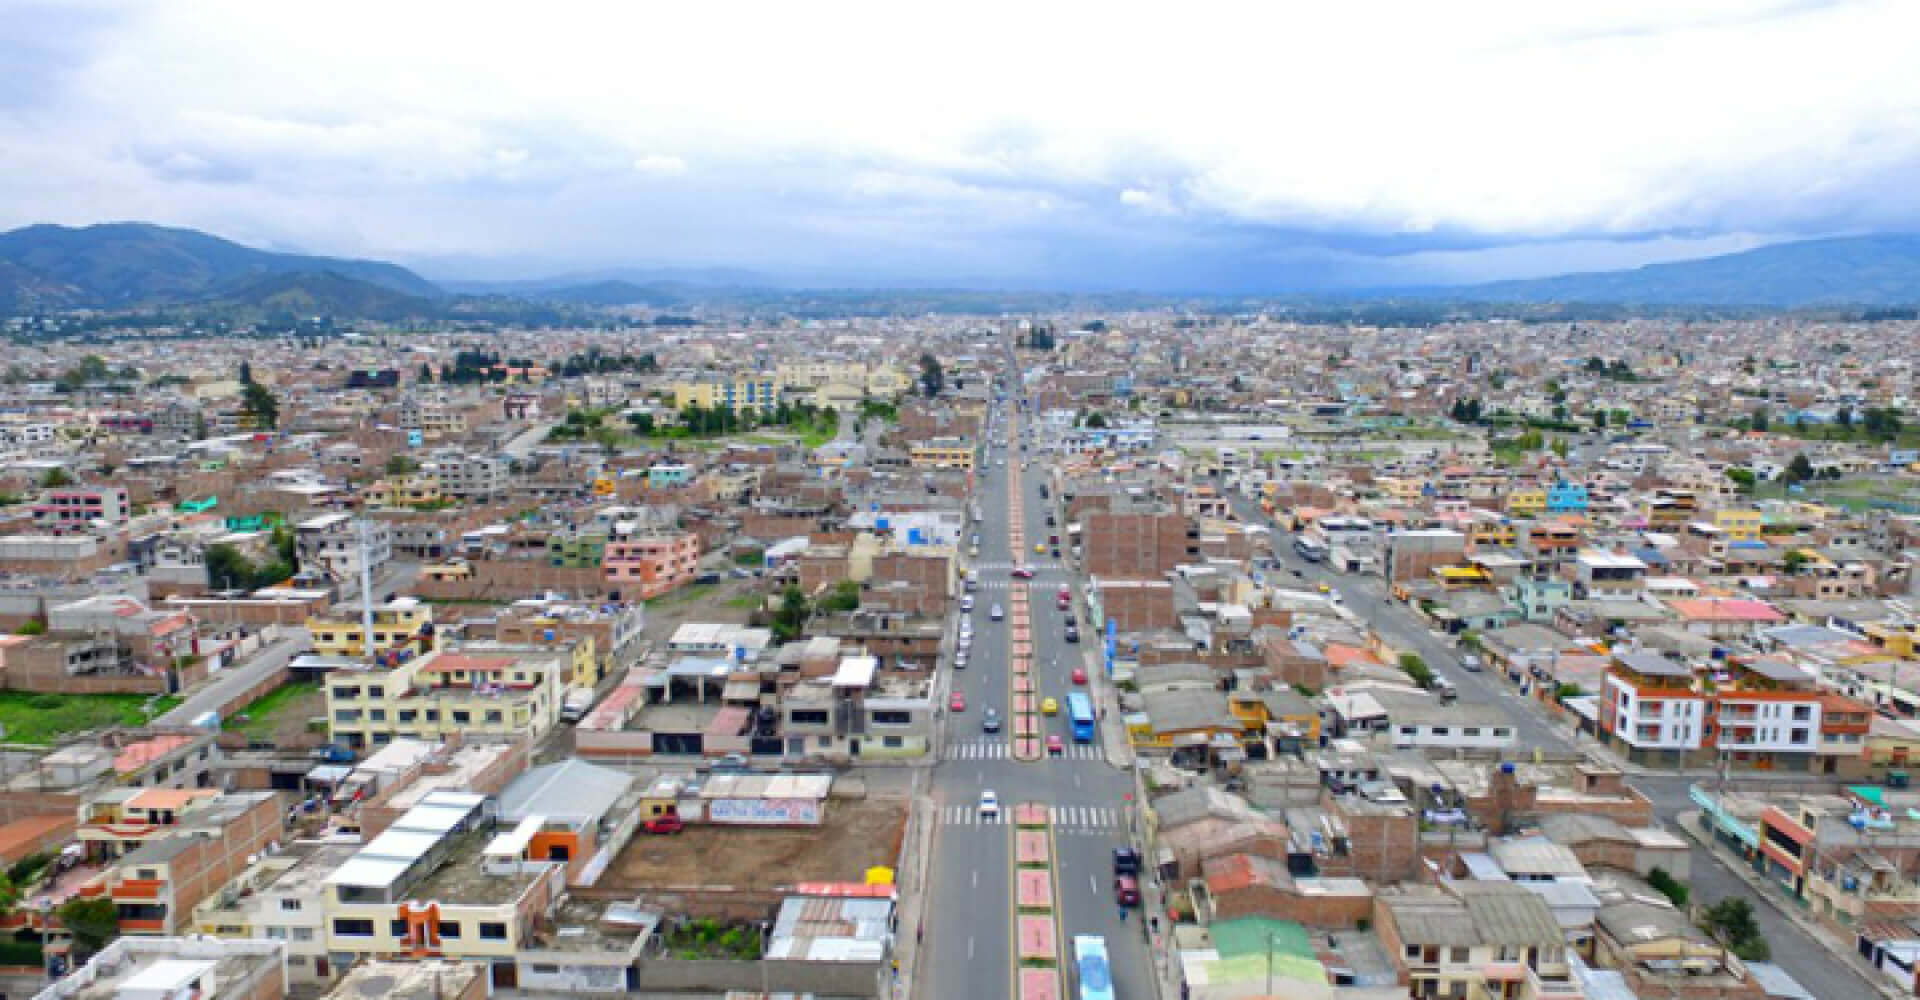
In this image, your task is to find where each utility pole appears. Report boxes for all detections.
[358,518,376,661]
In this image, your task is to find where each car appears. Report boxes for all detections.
[1460,654,1484,672]
[979,790,1000,819]
[1316,582,1331,594]
[713,753,751,773]
[960,595,975,612]
[953,652,967,669]
[990,604,1005,621]
[1011,566,1035,579]
[1113,847,1143,875]
[643,814,685,835]
[1115,874,1141,906]
[1046,514,1056,526]
[950,691,967,712]
[1046,734,1064,755]
[1041,697,1059,715]
[1072,667,1088,685]
[1064,627,1080,644]
[983,708,1002,733]
[1063,613,1077,628]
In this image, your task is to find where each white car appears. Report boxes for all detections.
[960,595,975,613]
[978,790,1000,819]
[990,604,1005,621]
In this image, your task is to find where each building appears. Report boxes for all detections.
[1375,881,1578,1000]
[1082,510,1192,578]
[33,486,131,532]
[308,597,437,659]
[428,452,509,501]
[193,842,356,984]
[297,513,392,585]
[29,936,287,1000]
[321,790,563,990]
[908,437,975,471]
[670,372,783,414]
[601,531,701,599]
[1598,651,1708,765]
[78,789,285,935]
[324,645,567,750]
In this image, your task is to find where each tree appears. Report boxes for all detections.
[241,381,280,430]
[56,896,120,956]
[385,454,419,477]
[1591,409,1607,429]
[821,580,862,613]
[1783,549,1812,574]
[918,353,944,398]
[1784,453,1815,485]
[238,360,254,386]
[1724,467,1756,492]
[1647,867,1689,908]
[192,412,209,441]
[418,362,434,383]
[13,620,45,636]
[1085,412,1109,429]
[1399,653,1434,690]
[1837,406,1854,429]
[40,467,75,488]
[772,585,811,641]
[1701,898,1768,961]
[627,412,656,436]
[1749,406,1770,433]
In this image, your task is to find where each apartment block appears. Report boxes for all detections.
[33,485,131,532]
[1082,510,1192,578]
[601,531,701,599]
[324,645,567,750]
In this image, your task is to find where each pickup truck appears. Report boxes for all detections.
[560,687,597,723]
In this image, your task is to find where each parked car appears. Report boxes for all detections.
[1064,626,1080,643]
[950,691,967,712]
[643,815,685,835]
[991,604,1005,621]
[712,753,751,772]
[1071,667,1088,685]
[1115,875,1141,906]
[983,708,1002,733]
[1113,848,1142,875]
[1046,734,1064,755]
[1041,697,1059,715]
[1460,654,1484,672]
[979,790,1000,819]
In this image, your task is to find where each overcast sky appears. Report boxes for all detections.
[4,0,1918,291]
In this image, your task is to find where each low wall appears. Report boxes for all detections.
[634,957,882,998]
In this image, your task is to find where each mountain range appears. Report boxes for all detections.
[3,222,1920,316]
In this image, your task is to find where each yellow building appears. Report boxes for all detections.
[1467,515,1516,549]
[1227,690,1323,748]
[669,372,783,414]
[1376,476,1426,504]
[1863,622,1920,660]
[324,643,567,750]
[1713,508,1764,542]
[910,437,976,470]
[308,597,436,658]
[1505,487,1547,518]
[364,475,445,508]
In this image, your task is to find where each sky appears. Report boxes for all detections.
[3,0,1919,292]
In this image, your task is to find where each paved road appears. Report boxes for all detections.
[920,377,1156,998]
[155,631,312,726]
[1228,491,1871,999]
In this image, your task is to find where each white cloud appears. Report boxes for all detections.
[2,0,1917,279]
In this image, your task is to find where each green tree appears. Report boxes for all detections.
[821,579,862,613]
[241,381,280,430]
[1724,467,1756,493]
[1749,406,1770,433]
[1398,653,1433,690]
[40,467,75,488]
[1836,406,1854,429]
[56,896,120,956]
[1700,898,1768,961]
[1783,549,1811,574]
[238,360,254,386]
[1784,453,1815,485]
[1085,412,1109,429]
[418,362,434,383]
[772,585,811,641]
[1591,409,1607,429]
[13,620,45,636]
[385,454,419,477]
[1647,867,1689,907]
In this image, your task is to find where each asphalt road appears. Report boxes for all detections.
[154,630,312,726]
[920,389,1157,998]
[1228,490,1872,999]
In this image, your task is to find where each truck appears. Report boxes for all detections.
[561,687,597,724]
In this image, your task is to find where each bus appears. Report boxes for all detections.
[1073,935,1113,1000]
[1293,535,1327,563]
[1066,692,1095,743]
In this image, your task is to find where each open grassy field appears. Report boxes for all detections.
[0,691,181,745]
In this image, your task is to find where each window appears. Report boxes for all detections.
[368,686,385,698]
[280,899,302,911]
[1791,728,1811,745]
[1463,727,1481,737]
[424,710,439,721]
[137,868,158,880]
[437,920,461,939]
[391,919,410,938]
[333,918,375,937]
[1792,705,1811,721]
[1431,727,1450,737]
[452,711,471,724]
[883,736,903,748]
[293,928,314,942]
[368,709,386,721]
[265,926,288,939]
[1400,726,1417,737]
[1493,728,1511,739]
[1405,945,1422,959]
[332,687,361,700]
[871,710,911,726]
[530,963,559,974]
[399,710,417,723]
[485,711,503,724]
[791,710,829,725]
[1449,947,1471,964]
[479,922,508,940]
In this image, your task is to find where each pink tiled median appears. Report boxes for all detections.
[1015,803,1049,826]
[1016,830,1050,864]
[1017,868,1053,909]
[1020,969,1060,1000]
[1017,915,1056,961]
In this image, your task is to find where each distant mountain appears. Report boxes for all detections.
[534,279,683,307]
[1447,234,1920,307]
[206,270,437,321]
[0,222,443,309]
[442,265,774,295]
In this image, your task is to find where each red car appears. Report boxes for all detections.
[1115,875,1141,906]
[1072,667,1088,685]
[643,815,684,835]
[950,691,967,712]
[1010,566,1035,579]
[1046,735,1064,755]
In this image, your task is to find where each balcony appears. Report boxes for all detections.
[1526,966,1586,999]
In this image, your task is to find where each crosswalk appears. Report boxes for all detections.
[943,739,1102,760]
[938,803,1126,832]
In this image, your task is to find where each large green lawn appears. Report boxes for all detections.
[0,691,181,745]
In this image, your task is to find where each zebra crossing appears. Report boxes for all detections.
[943,740,1101,760]
[937,803,1125,832]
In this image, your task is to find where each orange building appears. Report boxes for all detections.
[601,531,702,599]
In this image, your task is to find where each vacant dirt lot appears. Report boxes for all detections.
[606,796,908,892]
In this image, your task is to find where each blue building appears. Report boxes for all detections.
[1546,481,1589,513]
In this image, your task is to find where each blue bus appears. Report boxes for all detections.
[1073,935,1113,1000]
[1066,692,1095,743]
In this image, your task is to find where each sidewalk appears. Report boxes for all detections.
[1675,809,1905,1000]
[892,768,936,999]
